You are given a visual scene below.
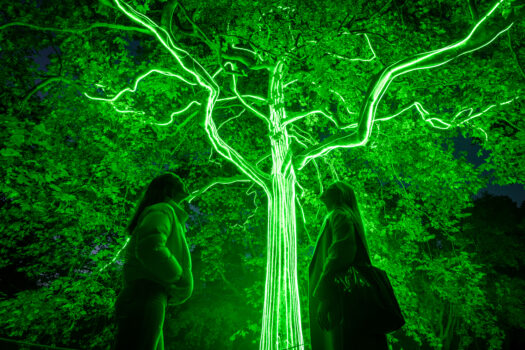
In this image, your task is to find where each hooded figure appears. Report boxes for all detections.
[309,182,388,350]
[114,172,193,350]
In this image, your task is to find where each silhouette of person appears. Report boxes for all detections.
[309,182,388,350]
[114,172,193,350]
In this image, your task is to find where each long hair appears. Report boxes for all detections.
[324,182,370,255]
[127,172,186,235]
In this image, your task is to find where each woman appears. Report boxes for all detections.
[309,182,388,350]
[114,172,193,350]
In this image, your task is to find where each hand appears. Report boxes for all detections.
[317,298,342,331]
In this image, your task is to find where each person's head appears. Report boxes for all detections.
[320,181,358,212]
[127,172,188,234]
[320,181,370,253]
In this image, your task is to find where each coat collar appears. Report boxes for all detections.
[167,199,189,223]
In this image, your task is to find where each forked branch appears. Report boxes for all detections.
[294,0,522,170]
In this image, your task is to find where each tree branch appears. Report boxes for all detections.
[188,175,252,202]
[283,109,339,128]
[294,0,521,170]
[507,31,525,80]
[19,76,83,112]
[161,0,218,53]
[106,0,270,190]
[0,337,77,350]
[468,0,479,21]
[231,75,270,124]
[0,21,151,35]
[216,268,244,298]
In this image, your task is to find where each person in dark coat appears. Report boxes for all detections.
[114,172,193,350]
[309,182,388,350]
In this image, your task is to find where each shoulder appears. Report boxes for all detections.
[330,209,354,229]
[331,208,353,221]
[140,202,176,225]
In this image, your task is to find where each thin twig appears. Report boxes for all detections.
[0,337,78,350]
[507,31,525,80]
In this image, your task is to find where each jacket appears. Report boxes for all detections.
[122,199,193,305]
[308,208,371,349]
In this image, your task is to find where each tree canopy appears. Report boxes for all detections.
[1,0,524,349]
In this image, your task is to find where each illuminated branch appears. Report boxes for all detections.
[187,175,252,202]
[217,109,245,130]
[283,87,357,128]
[283,79,298,89]
[330,89,358,116]
[282,110,339,127]
[19,76,83,111]
[327,34,377,63]
[156,100,202,126]
[295,0,521,170]
[97,0,271,191]
[256,152,272,171]
[97,237,131,273]
[219,33,280,63]
[222,45,258,68]
[161,0,217,51]
[205,99,272,190]
[232,75,271,124]
[84,68,198,102]
[217,95,267,103]
[468,0,479,21]
[344,29,394,45]
[162,0,193,36]
[112,0,217,89]
[0,21,151,35]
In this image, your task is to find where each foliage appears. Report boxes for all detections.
[0,0,524,349]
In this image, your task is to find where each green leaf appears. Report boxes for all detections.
[0,148,21,157]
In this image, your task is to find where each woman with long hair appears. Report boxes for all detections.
[114,172,193,350]
[309,181,389,350]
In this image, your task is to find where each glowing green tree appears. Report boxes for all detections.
[82,1,523,349]
[2,0,523,349]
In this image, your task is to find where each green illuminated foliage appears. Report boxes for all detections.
[0,0,523,349]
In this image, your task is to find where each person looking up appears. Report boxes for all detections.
[114,172,192,350]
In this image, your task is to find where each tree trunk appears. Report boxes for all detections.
[260,60,304,350]
[260,170,304,350]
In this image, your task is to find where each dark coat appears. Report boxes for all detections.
[122,200,193,305]
[309,209,387,350]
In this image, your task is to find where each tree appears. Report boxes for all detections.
[0,0,523,349]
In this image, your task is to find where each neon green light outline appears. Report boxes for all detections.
[84,68,197,102]
[296,0,515,169]
[84,1,518,349]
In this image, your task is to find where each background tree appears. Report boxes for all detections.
[0,0,523,349]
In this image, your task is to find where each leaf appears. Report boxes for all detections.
[49,184,62,192]
[0,148,21,157]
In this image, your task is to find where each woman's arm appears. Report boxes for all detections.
[313,210,356,299]
[134,205,183,284]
